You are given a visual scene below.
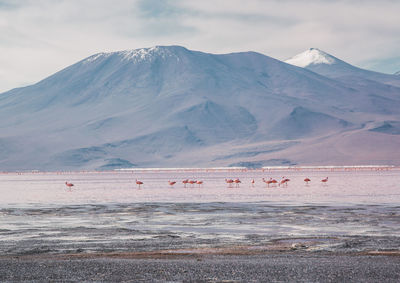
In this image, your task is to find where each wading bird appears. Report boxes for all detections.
[262,178,271,187]
[279,177,290,187]
[136,179,143,189]
[225,179,234,188]
[304,178,311,185]
[65,181,74,188]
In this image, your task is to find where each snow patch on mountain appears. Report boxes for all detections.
[84,52,112,63]
[83,46,182,65]
[285,48,337,67]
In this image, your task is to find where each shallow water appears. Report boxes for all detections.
[1,169,400,255]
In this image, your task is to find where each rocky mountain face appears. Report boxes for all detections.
[1,46,400,170]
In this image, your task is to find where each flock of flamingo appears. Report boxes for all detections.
[65,177,328,189]
[260,176,328,187]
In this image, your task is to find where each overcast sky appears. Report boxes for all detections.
[0,0,399,92]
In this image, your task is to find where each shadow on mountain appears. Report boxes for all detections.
[52,126,204,168]
[270,107,351,140]
[171,100,257,143]
[369,121,400,135]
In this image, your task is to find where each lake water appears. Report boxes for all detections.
[1,168,400,255]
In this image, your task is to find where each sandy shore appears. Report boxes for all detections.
[1,249,400,282]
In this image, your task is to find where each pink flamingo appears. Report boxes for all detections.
[251,179,255,187]
[234,178,241,188]
[321,177,328,184]
[225,179,234,188]
[304,178,311,185]
[263,178,276,187]
[168,181,176,187]
[196,180,203,187]
[136,179,143,189]
[279,177,290,187]
[65,181,74,188]
[182,179,189,188]
[270,179,278,186]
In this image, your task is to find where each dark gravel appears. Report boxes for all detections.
[1,253,400,282]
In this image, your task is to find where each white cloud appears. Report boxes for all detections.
[0,0,399,92]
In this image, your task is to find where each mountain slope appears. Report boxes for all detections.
[1,46,400,170]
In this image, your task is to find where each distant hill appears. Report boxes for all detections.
[1,46,400,170]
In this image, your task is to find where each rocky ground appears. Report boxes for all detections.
[1,250,400,282]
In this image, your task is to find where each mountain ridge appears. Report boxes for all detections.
[1,45,400,170]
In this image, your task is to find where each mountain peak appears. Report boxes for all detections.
[84,45,189,64]
[285,48,400,87]
[285,48,339,68]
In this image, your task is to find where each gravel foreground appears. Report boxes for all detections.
[1,253,400,282]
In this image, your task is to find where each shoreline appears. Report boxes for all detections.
[1,165,399,174]
[2,246,400,261]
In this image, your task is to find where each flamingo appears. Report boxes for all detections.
[189,180,196,187]
[279,177,290,187]
[168,181,176,187]
[135,179,143,189]
[225,179,234,188]
[304,178,311,185]
[262,178,271,187]
[65,181,74,188]
[234,178,241,188]
[251,179,255,187]
[182,179,189,188]
[196,180,203,187]
[321,177,328,184]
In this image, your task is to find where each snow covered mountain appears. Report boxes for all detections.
[1,45,400,170]
[285,48,400,87]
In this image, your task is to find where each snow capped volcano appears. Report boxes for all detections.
[1,45,400,170]
[285,48,340,67]
[286,48,400,87]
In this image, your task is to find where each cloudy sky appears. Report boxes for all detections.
[0,0,399,92]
